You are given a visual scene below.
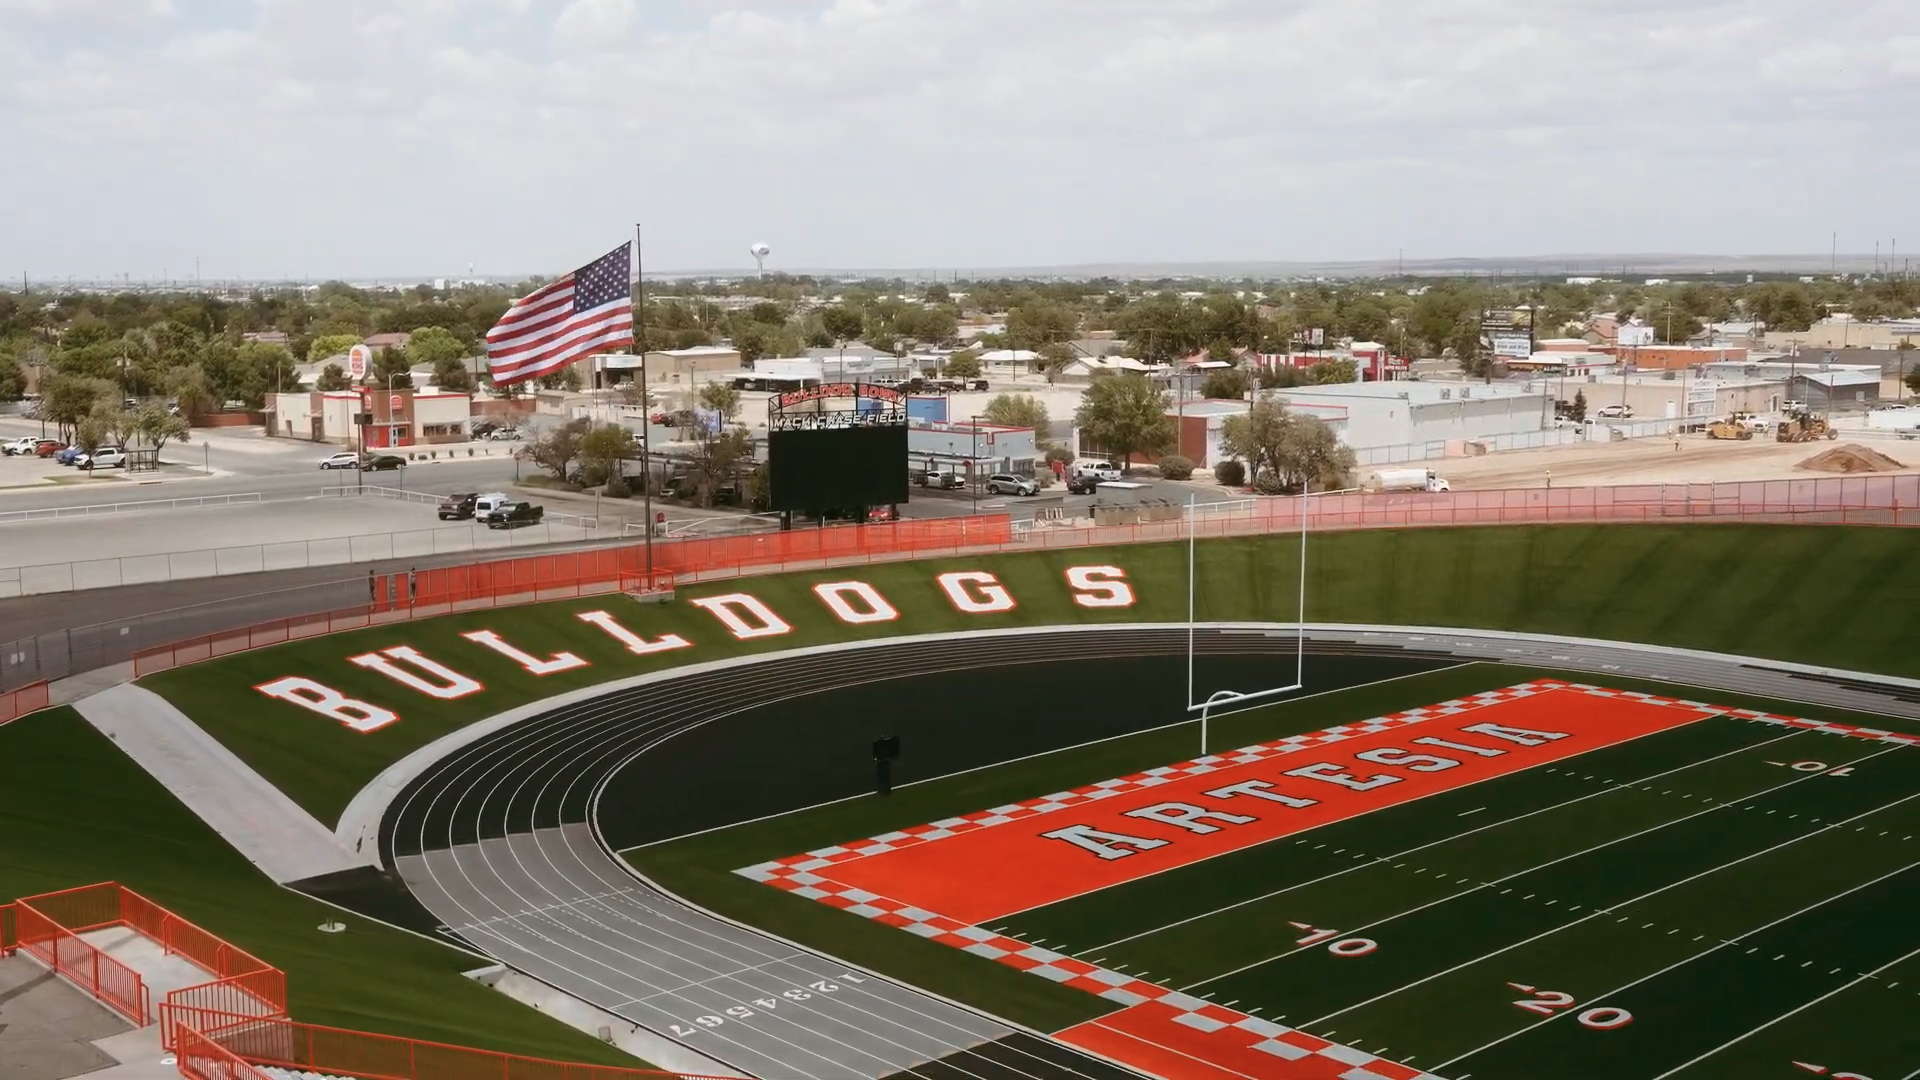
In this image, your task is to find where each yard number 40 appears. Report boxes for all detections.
[1507,983,1633,1030]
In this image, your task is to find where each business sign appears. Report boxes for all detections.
[774,382,904,410]
[348,344,372,380]
[389,394,404,411]
[1490,334,1534,359]
[1481,308,1534,333]
[1616,323,1656,347]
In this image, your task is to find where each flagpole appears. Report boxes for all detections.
[635,223,654,581]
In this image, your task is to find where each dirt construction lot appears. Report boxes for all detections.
[1437,433,1918,489]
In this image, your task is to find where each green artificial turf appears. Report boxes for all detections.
[627,662,1920,1042]
[0,706,642,1067]
[140,524,1920,828]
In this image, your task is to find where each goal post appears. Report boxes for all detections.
[1186,483,1310,752]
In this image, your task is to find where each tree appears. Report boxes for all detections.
[368,346,413,389]
[1074,374,1174,470]
[165,365,218,422]
[1306,358,1357,385]
[1200,367,1250,399]
[238,341,298,401]
[1571,389,1589,422]
[307,334,360,364]
[579,423,633,487]
[535,365,584,392]
[432,356,474,392]
[698,381,742,422]
[316,363,351,391]
[133,402,190,455]
[1007,300,1078,353]
[42,373,118,440]
[1222,399,1353,494]
[982,393,1050,442]
[1035,341,1075,383]
[0,360,22,402]
[524,417,590,482]
[405,326,468,369]
[943,350,982,379]
[688,426,754,507]
[820,305,865,346]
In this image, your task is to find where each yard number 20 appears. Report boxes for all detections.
[1507,983,1633,1030]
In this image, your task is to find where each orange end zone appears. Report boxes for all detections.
[806,686,1717,924]
[1058,1000,1438,1080]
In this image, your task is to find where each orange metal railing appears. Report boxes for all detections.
[1,902,16,956]
[1,680,50,725]
[174,1022,277,1080]
[9,889,151,1025]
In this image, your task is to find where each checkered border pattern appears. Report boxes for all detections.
[751,878,1443,1079]
[740,681,1572,884]
[737,679,1909,1080]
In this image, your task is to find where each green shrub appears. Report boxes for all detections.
[1158,454,1194,480]
[1214,459,1246,486]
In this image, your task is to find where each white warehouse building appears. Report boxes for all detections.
[1268,380,1551,452]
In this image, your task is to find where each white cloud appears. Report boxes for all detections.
[0,0,1915,279]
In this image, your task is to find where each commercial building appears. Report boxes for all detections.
[1268,380,1551,452]
[1697,360,1883,410]
[1618,345,1749,371]
[1762,316,1920,352]
[265,388,472,447]
[581,347,743,391]
[909,419,1038,476]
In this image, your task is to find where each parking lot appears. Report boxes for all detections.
[0,495,602,596]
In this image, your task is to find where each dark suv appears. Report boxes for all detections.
[1066,474,1101,495]
[437,492,478,520]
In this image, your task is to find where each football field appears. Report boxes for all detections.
[740,681,1920,1080]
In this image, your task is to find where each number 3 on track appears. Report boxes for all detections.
[1507,983,1633,1029]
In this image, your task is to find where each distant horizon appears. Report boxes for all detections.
[13,250,1914,289]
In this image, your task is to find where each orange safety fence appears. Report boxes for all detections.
[1,680,51,725]
[172,1011,742,1080]
[9,897,149,1025]
[174,1023,277,1080]
[1,902,15,956]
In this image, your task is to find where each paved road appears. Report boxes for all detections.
[373,625,1920,1080]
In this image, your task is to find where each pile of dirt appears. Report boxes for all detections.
[1794,443,1907,474]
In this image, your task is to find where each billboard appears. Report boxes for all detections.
[767,425,909,514]
[1617,323,1656,347]
[1481,308,1535,360]
[1489,334,1534,359]
[348,344,372,381]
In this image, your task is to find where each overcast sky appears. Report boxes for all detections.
[3,0,1916,281]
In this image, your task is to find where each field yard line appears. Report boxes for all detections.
[1189,741,1907,995]
[1078,724,1804,955]
[1645,940,1920,1080]
[625,660,1473,851]
[1434,854,1920,1071]
[1297,750,1920,1030]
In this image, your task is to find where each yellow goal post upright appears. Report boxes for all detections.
[1187,483,1309,755]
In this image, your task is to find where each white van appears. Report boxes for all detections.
[1072,459,1122,482]
[472,492,512,522]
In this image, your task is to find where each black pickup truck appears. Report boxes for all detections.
[486,500,545,529]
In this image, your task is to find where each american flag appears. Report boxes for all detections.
[486,241,634,385]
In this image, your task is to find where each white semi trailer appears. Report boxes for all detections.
[1362,468,1451,493]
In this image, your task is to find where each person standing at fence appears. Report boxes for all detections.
[368,570,378,606]
[408,567,417,607]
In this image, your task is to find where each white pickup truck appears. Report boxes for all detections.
[1866,405,1920,439]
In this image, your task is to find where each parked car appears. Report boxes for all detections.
[1066,474,1102,495]
[470,420,498,439]
[33,439,62,457]
[985,473,1038,496]
[1071,459,1122,482]
[2,436,35,456]
[437,492,479,520]
[55,445,87,465]
[920,469,965,490]
[486,500,544,528]
[76,447,126,469]
[1596,404,1633,419]
[319,451,360,470]
[485,427,521,441]
[362,454,406,472]
[472,492,512,522]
